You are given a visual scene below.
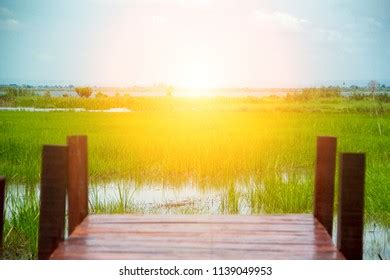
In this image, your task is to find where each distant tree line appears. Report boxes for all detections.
[286,87,341,101]
[0,86,36,98]
[347,80,390,102]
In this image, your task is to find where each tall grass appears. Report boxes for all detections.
[220,184,240,214]
[1,109,389,217]
[3,187,39,259]
[248,174,313,214]
[89,184,139,214]
[0,101,389,259]
[2,95,390,113]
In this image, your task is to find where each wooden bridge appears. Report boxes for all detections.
[0,136,365,260]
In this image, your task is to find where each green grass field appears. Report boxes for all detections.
[0,97,389,259]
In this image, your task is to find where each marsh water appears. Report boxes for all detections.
[7,181,389,260]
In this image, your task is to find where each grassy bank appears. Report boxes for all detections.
[1,95,390,113]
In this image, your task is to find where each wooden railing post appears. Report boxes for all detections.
[337,153,365,260]
[314,136,337,235]
[0,177,5,258]
[38,145,68,260]
[67,135,88,235]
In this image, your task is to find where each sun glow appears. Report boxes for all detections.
[177,63,213,90]
[171,46,221,97]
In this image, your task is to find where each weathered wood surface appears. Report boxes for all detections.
[337,153,365,260]
[38,145,68,260]
[50,214,345,260]
[67,135,88,235]
[314,136,337,236]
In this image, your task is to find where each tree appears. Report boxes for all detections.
[75,87,93,98]
[368,80,383,136]
[368,80,379,100]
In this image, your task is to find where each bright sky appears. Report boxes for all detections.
[0,0,389,87]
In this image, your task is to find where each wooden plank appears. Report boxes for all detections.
[50,214,344,260]
[73,223,326,233]
[51,243,344,260]
[59,235,335,245]
[52,228,343,260]
[38,145,68,260]
[55,237,337,249]
[67,135,88,235]
[337,153,365,260]
[0,177,5,258]
[85,214,315,224]
[314,136,337,235]
[70,231,334,240]
[51,249,344,260]
[54,243,340,254]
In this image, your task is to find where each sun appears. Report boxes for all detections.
[172,60,219,97]
[176,62,213,89]
[171,50,219,97]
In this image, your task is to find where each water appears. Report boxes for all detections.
[89,181,222,214]
[5,182,389,260]
[91,181,390,260]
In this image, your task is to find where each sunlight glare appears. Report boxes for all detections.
[171,50,221,97]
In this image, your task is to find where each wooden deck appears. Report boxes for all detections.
[50,214,344,260]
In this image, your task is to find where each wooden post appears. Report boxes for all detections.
[0,177,5,258]
[67,135,88,235]
[38,145,68,260]
[314,136,337,236]
[337,153,365,260]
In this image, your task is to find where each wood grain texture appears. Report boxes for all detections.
[50,215,345,260]
[67,135,88,235]
[337,153,365,260]
[38,145,68,260]
[314,136,337,236]
[0,177,5,258]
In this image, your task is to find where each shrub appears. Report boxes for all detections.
[75,87,93,98]
[95,92,108,98]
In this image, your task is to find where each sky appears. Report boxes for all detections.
[0,0,389,87]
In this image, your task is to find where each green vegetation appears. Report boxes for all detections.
[2,94,390,112]
[0,87,36,99]
[3,188,39,259]
[286,87,341,101]
[0,96,389,259]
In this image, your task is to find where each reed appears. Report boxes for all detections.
[0,100,389,259]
